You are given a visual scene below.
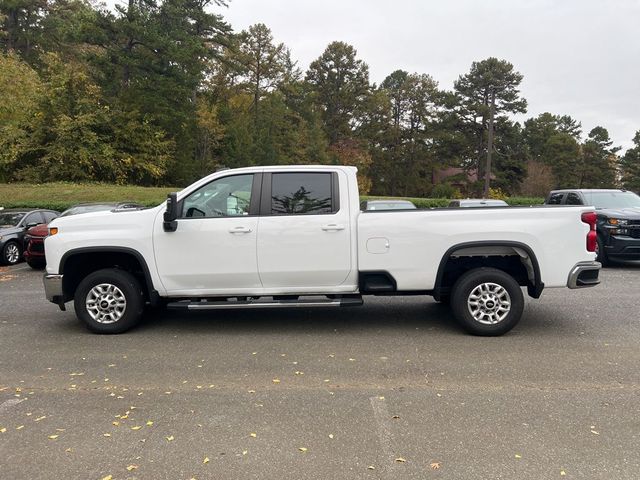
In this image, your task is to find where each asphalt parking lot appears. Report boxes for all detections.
[1,263,639,480]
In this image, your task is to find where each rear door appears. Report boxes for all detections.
[256,171,352,289]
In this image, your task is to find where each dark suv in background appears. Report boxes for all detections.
[545,189,640,266]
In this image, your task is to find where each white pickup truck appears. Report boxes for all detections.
[43,165,601,336]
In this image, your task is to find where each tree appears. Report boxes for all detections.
[234,23,289,126]
[620,131,640,192]
[0,51,43,181]
[454,58,527,196]
[578,127,619,188]
[306,41,370,145]
[523,113,582,188]
[0,0,47,59]
[371,70,441,196]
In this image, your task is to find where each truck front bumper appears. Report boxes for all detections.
[604,235,640,260]
[43,274,66,309]
[567,261,601,289]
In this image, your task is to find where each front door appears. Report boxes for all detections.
[153,173,262,295]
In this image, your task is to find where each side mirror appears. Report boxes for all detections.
[163,192,179,232]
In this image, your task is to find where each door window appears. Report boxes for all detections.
[270,173,335,215]
[182,174,254,218]
[546,192,564,205]
[565,193,583,205]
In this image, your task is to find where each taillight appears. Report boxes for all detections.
[581,211,597,252]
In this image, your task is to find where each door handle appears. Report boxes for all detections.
[321,224,345,231]
[229,226,252,234]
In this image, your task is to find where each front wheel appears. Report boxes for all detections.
[451,268,524,336]
[74,268,144,334]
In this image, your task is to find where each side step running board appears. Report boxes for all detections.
[166,296,363,311]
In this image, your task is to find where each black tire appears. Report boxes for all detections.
[26,258,46,270]
[435,295,450,305]
[74,268,144,334]
[451,268,524,336]
[596,236,609,267]
[2,241,22,265]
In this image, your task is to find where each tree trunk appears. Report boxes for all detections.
[483,89,495,198]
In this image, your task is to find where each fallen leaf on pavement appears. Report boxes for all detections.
[166,435,174,441]
[430,461,441,469]
[130,426,142,431]
[298,447,308,453]
[395,457,406,463]
[101,476,112,480]
[48,435,58,440]
[367,465,375,470]
[250,433,257,438]
[203,457,209,464]
[126,465,138,471]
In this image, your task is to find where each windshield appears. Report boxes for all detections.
[0,212,26,226]
[583,191,640,209]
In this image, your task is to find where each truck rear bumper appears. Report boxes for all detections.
[43,274,65,307]
[567,261,601,289]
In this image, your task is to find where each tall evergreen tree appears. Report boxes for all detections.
[306,41,370,145]
[454,58,527,195]
[578,127,619,188]
[620,131,640,192]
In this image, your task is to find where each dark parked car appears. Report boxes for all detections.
[545,189,640,266]
[448,199,509,208]
[360,199,417,211]
[0,209,59,265]
[23,202,143,269]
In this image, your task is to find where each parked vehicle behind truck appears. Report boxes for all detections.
[43,166,601,336]
[545,189,640,266]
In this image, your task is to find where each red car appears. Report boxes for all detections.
[23,202,143,269]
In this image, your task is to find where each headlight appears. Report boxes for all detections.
[608,218,628,225]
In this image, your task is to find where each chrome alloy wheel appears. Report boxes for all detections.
[5,243,20,264]
[467,282,511,325]
[85,283,127,324]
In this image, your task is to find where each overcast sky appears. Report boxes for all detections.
[220,0,640,151]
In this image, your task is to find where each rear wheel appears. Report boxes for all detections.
[451,268,524,336]
[74,268,144,334]
[2,241,22,265]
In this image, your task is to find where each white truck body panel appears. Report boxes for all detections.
[357,206,594,289]
[45,165,596,299]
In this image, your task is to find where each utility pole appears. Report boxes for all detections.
[483,88,495,198]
